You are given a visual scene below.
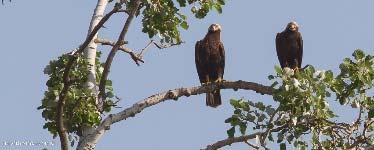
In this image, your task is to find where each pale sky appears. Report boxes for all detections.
[0,0,373,150]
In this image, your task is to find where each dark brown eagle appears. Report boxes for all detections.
[276,21,303,70]
[195,24,225,107]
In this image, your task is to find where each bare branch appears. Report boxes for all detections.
[97,0,142,112]
[118,9,130,14]
[94,38,144,65]
[244,140,260,149]
[104,80,273,124]
[78,80,273,147]
[354,106,363,127]
[137,40,184,59]
[95,38,183,67]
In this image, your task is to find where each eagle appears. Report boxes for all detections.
[276,21,303,70]
[195,24,225,107]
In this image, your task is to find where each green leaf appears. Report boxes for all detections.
[246,114,256,122]
[234,109,242,115]
[258,114,266,122]
[227,127,235,138]
[239,100,249,110]
[275,65,283,75]
[239,123,247,135]
[280,143,287,150]
[353,49,364,60]
[176,0,187,7]
[270,81,279,88]
[369,109,374,118]
[230,99,240,108]
[106,92,114,98]
[214,4,222,13]
[268,75,275,80]
[105,80,112,86]
[265,107,276,115]
[224,118,232,123]
[230,116,240,126]
[268,133,274,141]
[180,21,189,30]
[217,0,225,5]
[324,70,334,82]
[255,102,266,111]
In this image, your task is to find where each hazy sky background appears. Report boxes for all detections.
[0,0,373,149]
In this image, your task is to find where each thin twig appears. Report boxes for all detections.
[95,38,144,65]
[137,40,184,60]
[354,105,363,127]
[260,107,280,147]
[137,40,154,60]
[244,140,259,149]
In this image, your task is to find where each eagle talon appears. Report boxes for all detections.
[214,78,223,83]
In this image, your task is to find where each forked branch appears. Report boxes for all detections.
[94,38,144,65]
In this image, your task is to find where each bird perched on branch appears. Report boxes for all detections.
[276,21,303,70]
[195,24,225,107]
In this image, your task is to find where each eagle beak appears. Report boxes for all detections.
[215,24,222,31]
[209,24,222,32]
[289,24,297,31]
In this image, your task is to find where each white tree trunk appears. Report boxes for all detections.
[78,0,109,149]
[84,0,108,98]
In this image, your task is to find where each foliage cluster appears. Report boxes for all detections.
[39,51,115,137]
[225,49,374,149]
[140,0,226,43]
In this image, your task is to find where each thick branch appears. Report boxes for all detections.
[105,80,273,124]
[56,79,71,150]
[77,80,273,147]
[98,0,141,111]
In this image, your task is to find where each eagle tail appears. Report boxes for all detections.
[206,90,221,108]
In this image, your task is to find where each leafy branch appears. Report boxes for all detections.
[219,49,374,149]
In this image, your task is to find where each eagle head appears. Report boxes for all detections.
[208,24,222,33]
[286,21,299,32]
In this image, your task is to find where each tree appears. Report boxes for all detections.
[37,1,374,150]
[39,0,228,149]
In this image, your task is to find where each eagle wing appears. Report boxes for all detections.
[195,40,207,84]
[297,32,303,68]
[275,33,286,68]
[218,42,225,78]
